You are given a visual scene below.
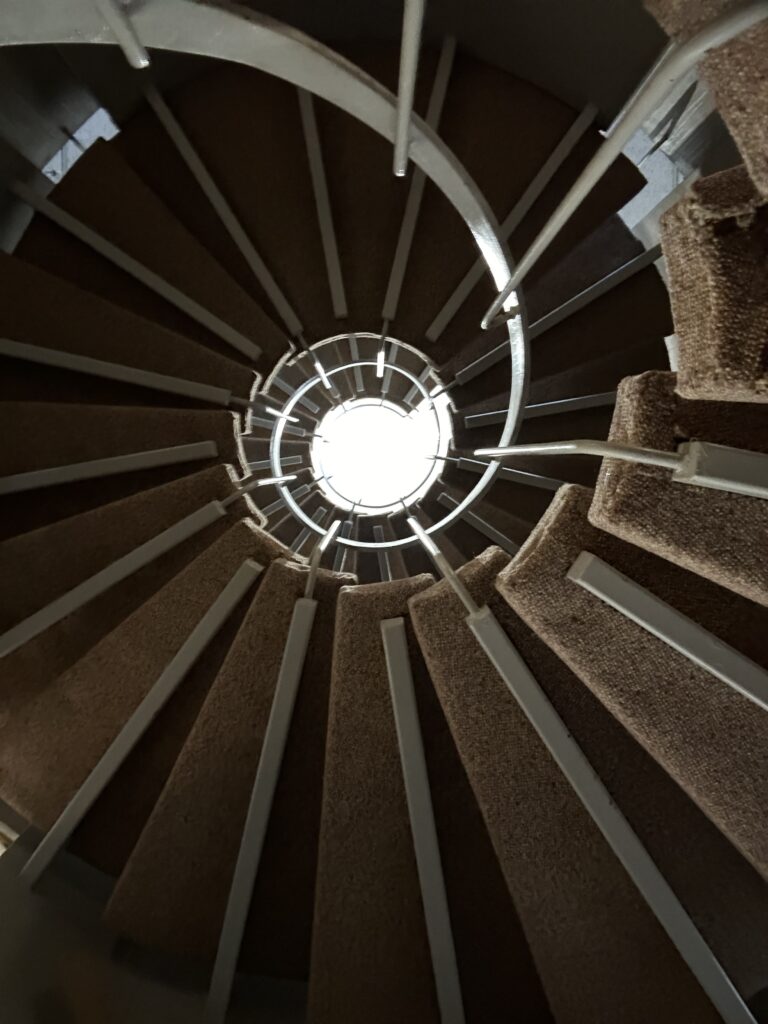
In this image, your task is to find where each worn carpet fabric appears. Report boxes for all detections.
[410,548,723,1023]
[105,560,351,973]
[307,576,442,1024]
[644,2,768,197]
[498,484,768,880]
[15,141,287,369]
[660,166,768,402]
[0,467,242,710]
[590,371,768,605]
[0,521,287,832]
[0,252,254,405]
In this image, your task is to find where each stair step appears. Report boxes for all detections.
[591,370,768,605]
[0,253,254,406]
[0,521,288,868]
[0,403,240,539]
[105,560,351,976]
[307,575,442,1023]
[0,466,241,724]
[497,483,768,879]
[116,65,334,344]
[409,547,727,1022]
[14,140,286,367]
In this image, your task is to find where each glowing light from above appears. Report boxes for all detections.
[311,396,452,515]
[376,347,385,378]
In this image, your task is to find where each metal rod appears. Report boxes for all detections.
[437,492,520,556]
[393,0,426,176]
[10,181,262,363]
[426,103,598,342]
[457,456,564,492]
[21,560,262,886]
[383,35,456,323]
[0,337,234,407]
[373,525,393,581]
[475,439,682,472]
[464,392,617,429]
[481,1,768,329]
[205,595,316,1023]
[381,617,465,1024]
[0,441,218,496]
[468,605,756,1024]
[0,501,229,659]
[94,0,149,69]
[298,88,348,319]
[407,516,479,615]
[142,81,303,339]
[305,519,342,598]
[569,552,768,712]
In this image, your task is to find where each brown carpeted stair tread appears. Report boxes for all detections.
[645,1,768,197]
[591,370,768,605]
[115,64,336,344]
[14,140,286,368]
[0,468,244,727]
[0,521,289,835]
[308,575,441,1024]
[660,165,768,403]
[409,547,720,1023]
[497,484,768,879]
[104,559,351,973]
[0,252,255,406]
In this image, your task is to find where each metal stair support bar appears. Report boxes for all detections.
[20,560,262,887]
[381,616,466,1024]
[94,0,149,69]
[426,103,598,342]
[457,456,563,493]
[10,179,262,363]
[568,552,768,713]
[205,594,317,1023]
[298,88,348,320]
[481,1,768,328]
[437,492,520,555]
[393,0,426,176]
[455,245,663,387]
[475,440,768,500]
[142,80,304,339]
[0,337,237,407]
[0,441,218,495]
[465,391,617,429]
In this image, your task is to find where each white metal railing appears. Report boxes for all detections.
[481,0,768,329]
[393,0,426,177]
[476,439,768,500]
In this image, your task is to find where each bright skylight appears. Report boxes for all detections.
[311,396,452,515]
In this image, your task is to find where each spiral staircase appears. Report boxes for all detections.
[1,1,768,1022]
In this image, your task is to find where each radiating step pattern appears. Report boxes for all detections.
[409,547,724,1023]
[498,484,768,879]
[105,559,351,976]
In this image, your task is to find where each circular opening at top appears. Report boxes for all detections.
[310,396,452,516]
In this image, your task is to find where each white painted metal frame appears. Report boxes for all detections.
[94,0,149,69]
[298,88,348,320]
[0,337,236,407]
[393,0,426,177]
[0,441,217,495]
[467,605,756,1024]
[481,0,768,328]
[0,500,229,659]
[476,439,768,500]
[142,81,304,340]
[383,35,456,324]
[426,103,598,342]
[381,617,465,1024]
[20,560,262,886]
[206,592,317,1023]
[568,552,768,713]
[10,179,262,363]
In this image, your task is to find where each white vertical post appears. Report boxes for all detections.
[381,617,465,1024]
[393,0,426,177]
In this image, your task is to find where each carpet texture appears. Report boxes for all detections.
[644,2,768,197]
[410,547,722,1023]
[590,371,768,605]
[307,575,441,1024]
[660,166,768,402]
[105,559,352,978]
[498,484,768,880]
